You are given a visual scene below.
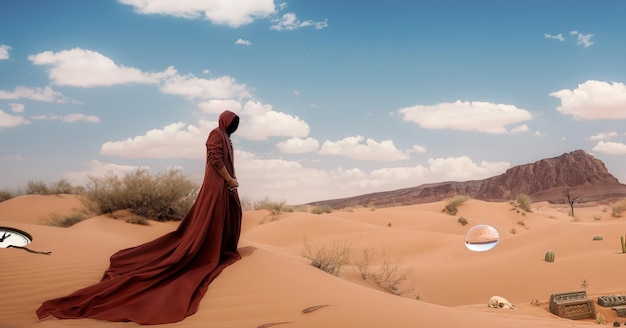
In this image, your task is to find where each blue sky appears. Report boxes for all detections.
[1,0,626,204]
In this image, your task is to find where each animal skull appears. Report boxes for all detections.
[488,296,516,309]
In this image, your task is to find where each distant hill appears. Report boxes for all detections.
[309,150,626,209]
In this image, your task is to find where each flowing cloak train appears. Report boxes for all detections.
[36,111,242,324]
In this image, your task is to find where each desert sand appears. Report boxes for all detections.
[1,194,625,327]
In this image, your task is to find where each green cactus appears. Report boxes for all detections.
[621,235,626,253]
[544,250,555,262]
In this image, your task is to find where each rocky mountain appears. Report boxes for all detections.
[309,150,626,209]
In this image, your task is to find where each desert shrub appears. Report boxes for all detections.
[370,254,415,296]
[254,198,294,222]
[510,228,516,234]
[48,179,84,194]
[126,216,150,225]
[310,204,333,214]
[0,190,14,202]
[612,200,626,217]
[45,212,87,227]
[25,180,49,195]
[23,179,83,195]
[302,237,352,276]
[254,198,293,214]
[592,214,602,221]
[457,217,468,225]
[355,246,375,280]
[442,195,469,215]
[83,168,198,221]
[515,194,532,213]
[355,247,415,296]
[592,235,603,241]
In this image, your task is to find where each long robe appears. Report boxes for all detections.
[36,110,242,324]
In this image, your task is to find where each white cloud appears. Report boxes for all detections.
[589,132,618,140]
[592,141,626,155]
[544,33,564,42]
[9,103,24,113]
[319,135,410,161]
[64,160,145,186]
[276,137,320,154]
[411,145,427,153]
[100,120,215,159]
[510,124,529,134]
[29,48,176,87]
[235,151,510,204]
[570,30,594,47]
[31,113,101,123]
[118,0,276,27]
[426,157,510,182]
[160,74,252,99]
[0,86,70,103]
[270,12,328,31]
[370,157,508,187]
[0,110,30,128]
[237,100,310,140]
[398,100,533,134]
[235,150,332,202]
[0,45,11,60]
[550,80,626,120]
[198,99,243,114]
[235,38,252,45]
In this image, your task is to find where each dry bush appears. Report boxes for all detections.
[355,246,375,280]
[442,195,469,215]
[372,255,415,296]
[302,237,352,276]
[515,194,532,212]
[83,168,198,221]
[457,217,468,225]
[0,190,14,203]
[355,248,415,296]
[310,204,333,214]
[25,180,49,195]
[612,200,626,217]
[24,179,83,195]
[304,238,417,297]
[126,216,150,225]
[44,212,87,227]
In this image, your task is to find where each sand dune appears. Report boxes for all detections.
[1,195,625,327]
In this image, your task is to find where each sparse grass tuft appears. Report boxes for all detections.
[592,235,603,241]
[457,217,468,226]
[442,195,469,215]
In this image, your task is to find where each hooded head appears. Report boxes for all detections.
[219,110,239,136]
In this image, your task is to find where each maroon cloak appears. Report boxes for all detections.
[36,110,242,324]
